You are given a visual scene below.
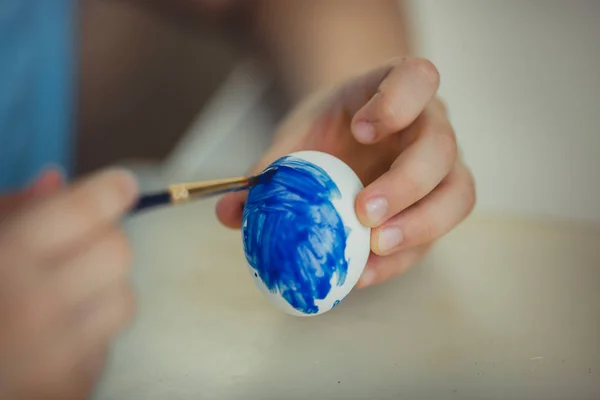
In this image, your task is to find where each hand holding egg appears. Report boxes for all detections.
[217,56,475,311]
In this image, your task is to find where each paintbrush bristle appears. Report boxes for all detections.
[248,166,278,187]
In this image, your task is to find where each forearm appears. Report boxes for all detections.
[127,0,412,102]
[251,0,413,101]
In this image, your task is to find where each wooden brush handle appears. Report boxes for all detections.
[168,176,248,204]
[129,176,249,215]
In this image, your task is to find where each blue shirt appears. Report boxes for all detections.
[0,0,75,192]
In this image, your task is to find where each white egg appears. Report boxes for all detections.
[241,150,371,316]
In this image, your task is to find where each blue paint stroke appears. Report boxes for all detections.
[242,155,349,314]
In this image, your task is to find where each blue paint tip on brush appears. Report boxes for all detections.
[130,166,278,215]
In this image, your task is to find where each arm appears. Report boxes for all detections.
[139,0,412,102]
[249,0,414,101]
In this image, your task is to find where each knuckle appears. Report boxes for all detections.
[377,92,404,126]
[389,56,410,68]
[410,58,441,90]
[378,92,413,131]
[449,163,477,218]
[408,208,437,247]
[434,128,458,166]
[401,173,427,205]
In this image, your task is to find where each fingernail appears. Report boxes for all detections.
[45,164,67,183]
[358,268,376,287]
[378,226,403,253]
[26,165,66,196]
[28,164,63,186]
[365,197,388,226]
[353,120,376,143]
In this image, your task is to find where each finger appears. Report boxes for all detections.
[54,228,132,305]
[349,57,440,144]
[355,103,458,227]
[0,168,138,260]
[28,167,65,196]
[216,146,286,229]
[0,168,64,217]
[371,162,476,256]
[216,191,248,229]
[356,244,431,288]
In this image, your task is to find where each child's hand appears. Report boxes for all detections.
[0,169,138,400]
[217,57,476,288]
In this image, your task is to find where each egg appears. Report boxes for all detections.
[242,150,371,316]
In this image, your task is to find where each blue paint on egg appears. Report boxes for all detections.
[242,155,349,314]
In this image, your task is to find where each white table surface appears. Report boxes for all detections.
[92,197,600,400]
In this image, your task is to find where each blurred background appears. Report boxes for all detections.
[2,2,599,399]
[76,0,600,225]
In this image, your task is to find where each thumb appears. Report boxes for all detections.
[215,146,286,230]
[215,190,247,229]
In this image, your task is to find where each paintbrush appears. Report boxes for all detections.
[130,167,277,215]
